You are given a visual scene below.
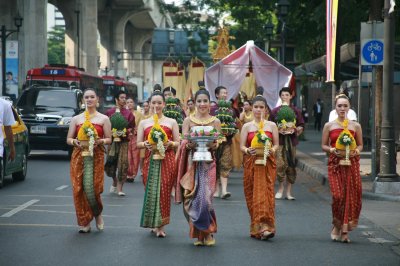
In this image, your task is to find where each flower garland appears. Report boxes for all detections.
[77,111,98,157]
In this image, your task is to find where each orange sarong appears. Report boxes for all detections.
[328,154,362,232]
[243,154,276,238]
[70,146,104,226]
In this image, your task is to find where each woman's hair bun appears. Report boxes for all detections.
[256,86,264,96]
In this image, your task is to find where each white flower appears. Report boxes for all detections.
[155,134,165,157]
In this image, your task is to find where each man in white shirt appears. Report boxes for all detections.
[0,98,16,162]
[328,109,358,122]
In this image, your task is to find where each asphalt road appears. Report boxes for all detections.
[0,151,398,266]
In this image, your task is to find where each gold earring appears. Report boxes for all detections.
[96,102,99,108]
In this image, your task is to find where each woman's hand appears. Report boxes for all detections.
[164,141,176,150]
[71,139,82,149]
[246,147,256,156]
[143,141,152,151]
[94,138,104,147]
[186,141,197,150]
[208,141,219,151]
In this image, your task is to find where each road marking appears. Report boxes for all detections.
[55,185,69,191]
[368,238,394,243]
[1,199,39,218]
[358,225,369,229]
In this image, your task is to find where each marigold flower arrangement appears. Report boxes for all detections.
[335,119,357,165]
[250,119,272,165]
[110,108,129,142]
[147,113,168,158]
[77,111,98,157]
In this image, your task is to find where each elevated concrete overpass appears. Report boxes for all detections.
[0,0,173,99]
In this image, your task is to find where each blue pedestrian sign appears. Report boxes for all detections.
[361,39,384,65]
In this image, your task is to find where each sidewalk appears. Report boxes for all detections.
[296,128,400,201]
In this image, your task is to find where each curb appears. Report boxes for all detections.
[296,150,327,185]
[362,191,400,202]
[296,150,400,202]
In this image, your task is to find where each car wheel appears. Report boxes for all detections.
[12,152,27,182]
[0,159,4,188]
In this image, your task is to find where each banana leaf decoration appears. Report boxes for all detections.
[276,104,296,130]
[250,119,271,165]
[147,113,168,158]
[335,119,357,150]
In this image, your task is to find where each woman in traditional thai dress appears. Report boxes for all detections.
[239,100,254,124]
[126,98,144,182]
[137,91,180,237]
[139,100,152,176]
[67,89,112,233]
[177,89,221,246]
[240,90,279,240]
[321,94,363,243]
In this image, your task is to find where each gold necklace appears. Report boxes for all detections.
[335,118,349,128]
[244,111,252,119]
[189,114,216,125]
[252,119,267,129]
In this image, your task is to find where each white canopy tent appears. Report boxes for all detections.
[205,40,293,108]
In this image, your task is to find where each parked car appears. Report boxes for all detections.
[1,101,30,188]
[16,86,84,156]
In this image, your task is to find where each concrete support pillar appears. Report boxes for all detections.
[17,0,47,87]
[80,0,97,74]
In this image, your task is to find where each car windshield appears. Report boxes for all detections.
[36,90,76,108]
[17,89,76,109]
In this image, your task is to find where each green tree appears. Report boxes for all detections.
[162,0,381,62]
[47,26,65,64]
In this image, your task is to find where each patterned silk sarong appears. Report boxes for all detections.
[140,149,175,228]
[243,154,276,238]
[70,146,104,226]
[181,161,217,240]
[127,133,140,178]
[105,141,129,182]
[328,154,362,232]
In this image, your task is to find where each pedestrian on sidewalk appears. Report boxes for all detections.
[137,91,180,238]
[67,88,112,233]
[240,88,279,240]
[269,87,304,200]
[177,88,221,246]
[321,93,363,243]
[313,98,324,131]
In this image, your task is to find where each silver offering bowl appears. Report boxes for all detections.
[189,136,217,162]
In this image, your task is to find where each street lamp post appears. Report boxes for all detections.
[1,14,23,96]
[277,0,290,66]
[374,0,399,192]
[264,22,274,54]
